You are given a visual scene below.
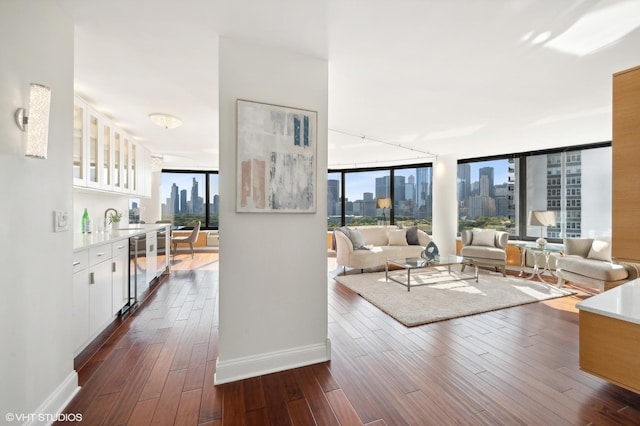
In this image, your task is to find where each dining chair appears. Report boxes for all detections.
[171,221,201,260]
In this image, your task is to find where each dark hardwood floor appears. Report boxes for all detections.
[57,254,640,425]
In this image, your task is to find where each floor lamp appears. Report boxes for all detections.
[528,210,557,246]
[376,197,392,225]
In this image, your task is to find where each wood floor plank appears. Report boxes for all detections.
[198,360,222,424]
[287,398,317,425]
[325,389,364,426]
[149,368,188,426]
[174,388,202,426]
[126,398,158,426]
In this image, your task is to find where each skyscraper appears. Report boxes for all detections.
[479,167,495,198]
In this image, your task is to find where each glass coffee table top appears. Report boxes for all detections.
[385,255,477,291]
[387,255,472,269]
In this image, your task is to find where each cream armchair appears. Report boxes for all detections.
[460,229,508,277]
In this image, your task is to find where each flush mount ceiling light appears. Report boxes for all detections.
[15,83,51,159]
[149,113,182,129]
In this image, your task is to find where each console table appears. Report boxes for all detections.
[515,243,564,282]
[576,279,640,394]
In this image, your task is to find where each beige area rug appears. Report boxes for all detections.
[334,269,576,327]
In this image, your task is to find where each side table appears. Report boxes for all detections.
[515,243,564,282]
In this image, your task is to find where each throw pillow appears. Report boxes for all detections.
[388,228,408,246]
[471,229,496,247]
[348,228,367,250]
[587,237,612,262]
[405,226,420,245]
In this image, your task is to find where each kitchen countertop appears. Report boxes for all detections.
[576,278,640,325]
[73,223,169,252]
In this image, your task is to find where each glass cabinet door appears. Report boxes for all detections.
[102,123,112,190]
[131,143,137,194]
[113,132,121,191]
[87,112,99,188]
[123,137,129,191]
[73,103,85,186]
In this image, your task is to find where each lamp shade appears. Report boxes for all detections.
[528,210,556,227]
[376,197,392,209]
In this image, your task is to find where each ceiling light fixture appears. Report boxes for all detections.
[149,113,183,129]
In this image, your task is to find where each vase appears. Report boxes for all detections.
[112,222,120,230]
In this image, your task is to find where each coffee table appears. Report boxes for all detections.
[385,254,478,292]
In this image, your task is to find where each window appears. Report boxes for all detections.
[394,166,433,233]
[327,164,433,230]
[327,172,341,230]
[160,171,219,228]
[344,169,389,226]
[457,158,517,235]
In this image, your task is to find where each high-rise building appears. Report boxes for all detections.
[170,183,179,215]
[180,189,188,213]
[479,166,495,198]
[327,179,339,216]
[375,176,390,199]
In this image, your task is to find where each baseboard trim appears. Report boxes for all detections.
[25,371,80,426]
[214,338,331,385]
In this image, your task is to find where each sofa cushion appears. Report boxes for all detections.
[358,227,390,246]
[388,229,408,246]
[406,226,420,245]
[587,237,612,262]
[557,255,628,282]
[461,245,506,261]
[564,238,593,258]
[337,226,367,250]
[471,229,496,247]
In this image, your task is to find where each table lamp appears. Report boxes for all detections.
[528,210,556,246]
[376,197,392,225]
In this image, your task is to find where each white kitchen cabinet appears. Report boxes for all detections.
[146,231,158,286]
[72,251,90,355]
[73,99,86,187]
[73,96,153,197]
[88,244,113,339]
[111,241,129,315]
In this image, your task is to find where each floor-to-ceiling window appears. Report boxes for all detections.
[160,170,219,229]
[458,142,611,242]
[328,164,433,230]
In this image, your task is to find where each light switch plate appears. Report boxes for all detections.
[54,211,69,232]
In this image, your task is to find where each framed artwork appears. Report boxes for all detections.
[236,99,317,213]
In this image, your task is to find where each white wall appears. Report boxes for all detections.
[0,1,78,420]
[216,38,329,383]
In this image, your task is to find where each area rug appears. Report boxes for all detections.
[334,269,576,327]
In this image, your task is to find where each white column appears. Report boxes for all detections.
[216,37,330,384]
[432,155,459,255]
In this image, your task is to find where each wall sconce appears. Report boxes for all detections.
[15,83,51,159]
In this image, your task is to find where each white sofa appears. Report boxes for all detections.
[334,226,432,272]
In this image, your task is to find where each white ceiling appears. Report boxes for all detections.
[58,0,640,170]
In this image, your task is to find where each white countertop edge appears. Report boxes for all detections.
[73,224,170,252]
[576,279,640,325]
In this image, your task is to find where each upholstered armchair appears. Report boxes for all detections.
[460,229,508,277]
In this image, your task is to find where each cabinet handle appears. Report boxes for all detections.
[96,252,105,257]
[116,245,125,250]
[73,261,81,266]
[112,262,116,273]
[89,272,95,285]
[150,244,155,252]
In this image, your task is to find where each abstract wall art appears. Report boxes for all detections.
[236,99,317,213]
